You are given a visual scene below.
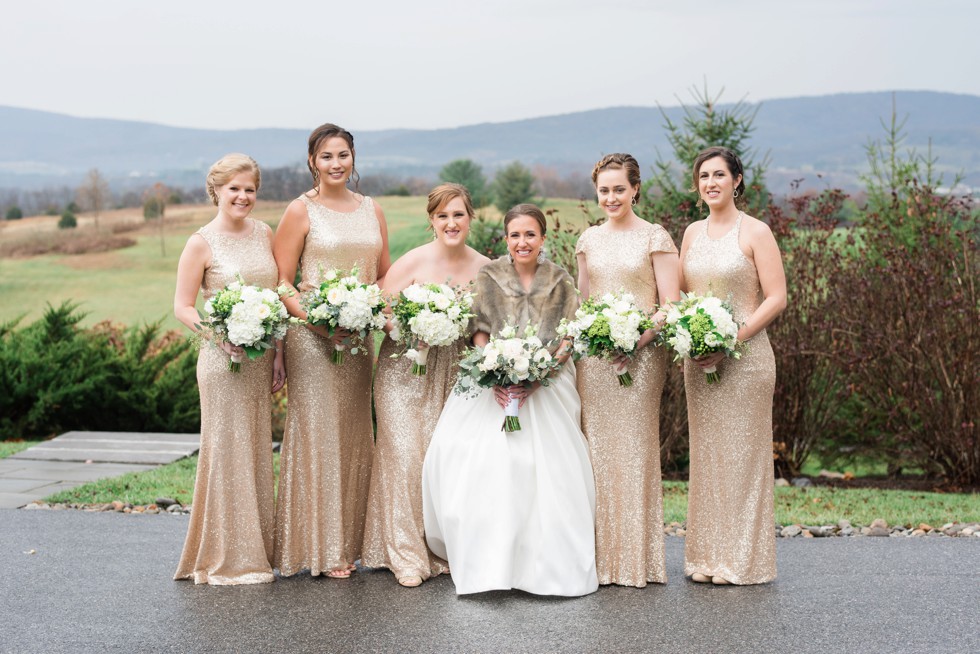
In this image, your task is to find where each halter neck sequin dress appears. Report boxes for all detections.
[273,195,381,576]
[682,213,777,585]
[174,219,277,585]
[575,220,677,587]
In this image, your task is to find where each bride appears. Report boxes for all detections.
[422,203,598,597]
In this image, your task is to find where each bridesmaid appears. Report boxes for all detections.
[362,183,489,587]
[272,123,391,578]
[173,153,285,585]
[679,146,786,585]
[575,153,679,587]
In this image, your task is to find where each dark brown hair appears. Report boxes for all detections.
[307,123,359,192]
[504,203,547,235]
[692,146,746,208]
[592,153,642,205]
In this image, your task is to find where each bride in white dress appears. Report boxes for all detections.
[422,204,598,597]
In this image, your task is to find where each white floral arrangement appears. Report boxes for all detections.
[657,291,741,384]
[198,275,298,372]
[557,290,655,387]
[454,323,562,432]
[389,282,475,375]
[301,265,387,364]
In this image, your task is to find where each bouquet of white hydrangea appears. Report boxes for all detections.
[389,282,475,375]
[557,290,655,387]
[657,291,740,384]
[199,276,297,372]
[454,323,562,432]
[301,265,387,364]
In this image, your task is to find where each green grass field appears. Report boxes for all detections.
[0,196,591,332]
[43,456,979,527]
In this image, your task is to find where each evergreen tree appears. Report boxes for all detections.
[438,159,491,208]
[492,161,535,214]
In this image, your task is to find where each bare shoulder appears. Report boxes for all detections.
[682,219,706,240]
[740,213,775,240]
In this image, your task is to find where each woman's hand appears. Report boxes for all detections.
[271,350,286,393]
[693,351,726,370]
[219,341,245,359]
[306,323,351,347]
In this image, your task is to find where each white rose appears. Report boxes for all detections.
[512,356,530,378]
[432,294,451,311]
[327,287,346,305]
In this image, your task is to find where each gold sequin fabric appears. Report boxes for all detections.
[574,222,677,587]
[361,336,460,580]
[174,220,277,585]
[273,195,381,576]
[682,214,777,585]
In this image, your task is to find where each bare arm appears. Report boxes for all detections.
[173,234,210,333]
[272,199,309,320]
[738,220,787,341]
[374,201,392,281]
[576,251,590,299]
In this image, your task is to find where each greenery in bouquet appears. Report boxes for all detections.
[197,275,298,372]
[454,323,563,432]
[557,290,655,386]
[657,291,741,383]
[301,265,386,364]
[389,282,475,375]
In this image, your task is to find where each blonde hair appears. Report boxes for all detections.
[206,153,261,205]
[425,183,475,230]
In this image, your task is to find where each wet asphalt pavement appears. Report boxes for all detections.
[0,510,977,653]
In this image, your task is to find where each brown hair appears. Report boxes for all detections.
[592,153,642,205]
[307,123,359,192]
[692,146,746,208]
[426,183,476,230]
[504,203,547,235]
[205,153,260,206]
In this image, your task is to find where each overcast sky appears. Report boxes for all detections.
[3,0,977,132]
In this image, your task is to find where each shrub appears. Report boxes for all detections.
[467,211,507,258]
[58,210,77,229]
[492,162,535,213]
[0,303,200,440]
[830,184,978,485]
[5,206,23,220]
[440,159,492,208]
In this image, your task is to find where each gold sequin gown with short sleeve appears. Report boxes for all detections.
[273,195,382,577]
[174,219,277,585]
[682,213,777,585]
[575,221,677,587]
[361,333,459,581]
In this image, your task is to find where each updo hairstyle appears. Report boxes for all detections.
[205,153,261,206]
[591,153,642,205]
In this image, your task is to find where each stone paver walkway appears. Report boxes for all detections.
[0,431,200,509]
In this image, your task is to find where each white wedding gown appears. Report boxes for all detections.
[422,362,599,596]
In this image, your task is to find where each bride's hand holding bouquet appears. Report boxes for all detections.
[454,323,562,432]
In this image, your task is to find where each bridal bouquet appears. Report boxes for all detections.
[199,276,297,372]
[389,282,475,375]
[301,265,387,364]
[454,324,562,432]
[557,290,655,387]
[657,292,740,384]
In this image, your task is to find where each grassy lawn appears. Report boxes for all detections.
[44,459,979,527]
[0,441,41,459]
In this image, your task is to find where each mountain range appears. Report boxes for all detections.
[1,91,978,193]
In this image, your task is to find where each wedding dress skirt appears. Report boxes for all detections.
[422,362,598,596]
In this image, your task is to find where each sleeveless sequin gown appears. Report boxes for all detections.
[273,195,381,577]
[174,219,277,585]
[682,214,777,585]
[361,336,459,581]
[575,221,677,587]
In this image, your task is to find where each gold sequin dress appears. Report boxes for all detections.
[273,195,381,577]
[174,219,277,585]
[361,336,460,580]
[575,221,677,587]
[682,214,777,585]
